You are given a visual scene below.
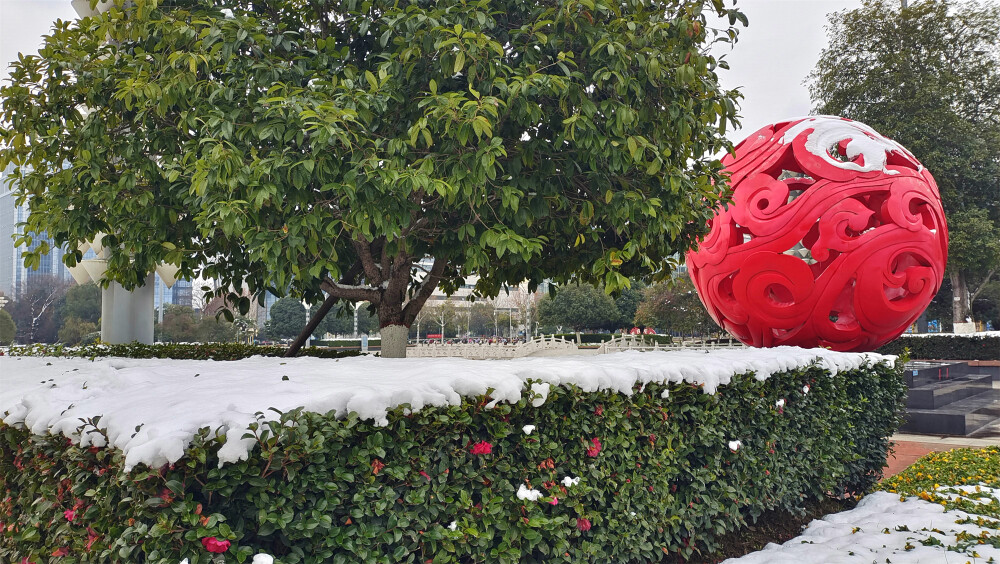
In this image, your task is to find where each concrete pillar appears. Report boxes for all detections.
[101,273,154,344]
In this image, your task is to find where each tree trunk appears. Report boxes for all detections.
[380,325,408,358]
[285,292,339,357]
[950,271,972,325]
[379,299,409,358]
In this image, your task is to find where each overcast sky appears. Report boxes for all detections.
[1,0,863,144]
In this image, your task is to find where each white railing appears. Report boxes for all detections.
[596,334,746,354]
[407,335,577,359]
[406,334,745,359]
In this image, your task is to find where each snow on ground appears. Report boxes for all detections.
[0,347,889,471]
[727,487,1000,563]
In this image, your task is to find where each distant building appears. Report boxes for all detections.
[0,166,77,298]
[153,276,194,313]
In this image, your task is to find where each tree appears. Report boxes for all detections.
[467,302,496,337]
[0,0,744,357]
[61,283,101,325]
[614,281,646,330]
[425,300,459,341]
[7,275,68,343]
[945,209,1000,324]
[159,304,200,343]
[58,317,98,345]
[263,298,307,341]
[634,277,716,337]
[809,0,1000,325]
[0,309,16,345]
[537,284,620,340]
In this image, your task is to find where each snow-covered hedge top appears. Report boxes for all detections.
[0,348,892,471]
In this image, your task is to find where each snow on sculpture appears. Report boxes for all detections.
[686,116,947,352]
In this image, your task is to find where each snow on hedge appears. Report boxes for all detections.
[0,348,891,471]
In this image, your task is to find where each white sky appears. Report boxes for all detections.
[0,0,863,144]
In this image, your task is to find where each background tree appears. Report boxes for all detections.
[537,284,620,341]
[263,298,308,341]
[0,0,744,356]
[614,280,646,329]
[0,308,16,345]
[634,277,716,337]
[809,0,1000,326]
[159,305,200,343]
[196,315,237,343]
[467,302,496,337]
[60,282,101,325]
[6,274,68,343]
[323,302,378,336]
[57,317,98,346]
[425,300,459,341]
[945,209,1000,323]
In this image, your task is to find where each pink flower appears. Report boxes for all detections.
[576,517,592,531]
[470,441,493,455]
[549,497,558,505]
[419,471,431,481]
[201,537,231,553]
[585,438,602,457]
[63,509,76,522]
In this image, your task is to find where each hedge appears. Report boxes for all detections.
[876,334,999,361]
[2,342,362,361]
[0,358,904,563]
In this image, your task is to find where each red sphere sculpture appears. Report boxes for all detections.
[686,116,947,352]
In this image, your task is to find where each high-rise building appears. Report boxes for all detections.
[153,276,195,313]
[1,166,81,298]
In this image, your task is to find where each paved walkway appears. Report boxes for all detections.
[883,434,999,478]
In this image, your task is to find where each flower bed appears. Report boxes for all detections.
[0,349,905,563]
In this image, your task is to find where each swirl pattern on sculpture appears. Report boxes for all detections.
[686,116,947,352]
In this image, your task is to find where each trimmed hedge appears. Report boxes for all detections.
[0,360,905,563]
[3,342,362,361]
[876,334,1000,361]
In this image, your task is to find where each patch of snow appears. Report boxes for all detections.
[725,489,1000,563]
[0,348,891,471]
[780,116,921,175]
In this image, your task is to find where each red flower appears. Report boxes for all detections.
[419,471,431,481]
[63,509,76,522]
[594,405,604,416]
[201,537,231,553]
[585,438,602,457]
[51,547,70,557]
[470,441,493,455]
[576,518,592,531]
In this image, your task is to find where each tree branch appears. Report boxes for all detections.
[970,267,998,303]
[402,257,447,326]
[353,238,383,285]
